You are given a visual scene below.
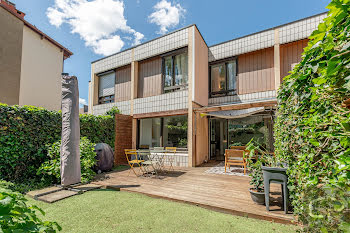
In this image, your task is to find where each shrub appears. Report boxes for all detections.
[0,181,61,232]
[105,106,120,117]
[274,0,350,231]
[38,137,97,183]
[0,104,114,186]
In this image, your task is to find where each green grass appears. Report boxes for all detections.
[27,190,298,233]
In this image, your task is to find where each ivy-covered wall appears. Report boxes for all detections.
[274,1,349,232]
[0,104,114,183]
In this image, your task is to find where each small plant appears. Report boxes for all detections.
[246,140,276,192]
[0,181,61,232]
[105,106,120,117]
[38,137,97,183]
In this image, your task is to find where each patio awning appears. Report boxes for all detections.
[200,107,265,119]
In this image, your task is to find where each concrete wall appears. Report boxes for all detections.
[19,26,64,110]
[0,7,23,105]
[194,27,208,106]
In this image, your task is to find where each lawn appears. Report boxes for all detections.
[27,189,298,233]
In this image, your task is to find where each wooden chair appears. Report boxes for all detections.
[165,147,176,171]
[124,149,144,176]
[225,149,247,175]
[230,146,246,150]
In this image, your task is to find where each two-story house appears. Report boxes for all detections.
[88,12,327,167]
[0,0,72,111]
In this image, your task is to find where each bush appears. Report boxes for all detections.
[38,137,97,183]
[0,181,61,232]
[274,1,350,231]
[105,106,120,117]
[0,104,114,186]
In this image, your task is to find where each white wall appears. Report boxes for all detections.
[19,26,64,110]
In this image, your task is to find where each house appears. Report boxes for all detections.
[88,12,327,167]
[0,0,72,111]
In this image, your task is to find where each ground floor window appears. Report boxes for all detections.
[138,115,188,148]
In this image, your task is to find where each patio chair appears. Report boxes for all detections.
[151,147,165,172]
[165,147,176,171]
[225,149,247,174]
[230,146,246,150]
[138,149,158,176]
[124,149,144,177]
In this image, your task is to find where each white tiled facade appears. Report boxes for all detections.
[92,100,131,115]
[208,90,276,106]
[93,26,190,74]
[209,29,275,62]
[279,13,327,44]
[208,13,327,63]
[134,90,188,114]
[134,28,188,61]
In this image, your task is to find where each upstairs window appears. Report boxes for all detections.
[209,59,237,97]
[98,71,115,104]
[163,49,188,93]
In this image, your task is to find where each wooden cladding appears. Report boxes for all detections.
[237,47,275,95]
[115,65,131,102]
[280,39,308,80]
[138,57,162,98]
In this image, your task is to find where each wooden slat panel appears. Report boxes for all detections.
[237,48,274,94]
[280,39,308,81]
[138,57,162,98]
[115,65,131,102]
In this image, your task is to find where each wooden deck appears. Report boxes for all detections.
[93,163,294,224]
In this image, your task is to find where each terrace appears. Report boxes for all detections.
[93,163,294,225]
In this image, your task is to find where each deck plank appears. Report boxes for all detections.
[94,165,294,224]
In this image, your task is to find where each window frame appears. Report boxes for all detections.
[97,70,116,104]
[161,47,188,93]
[209,57,238,98]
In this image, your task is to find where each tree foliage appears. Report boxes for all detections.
[274,1,350,231]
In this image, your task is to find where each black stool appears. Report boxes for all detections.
[262,166,289,214]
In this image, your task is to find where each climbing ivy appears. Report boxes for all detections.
[274,0,350,232]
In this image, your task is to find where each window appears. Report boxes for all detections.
[98,71,115,104]
[162,51,188,92]
[138,115,188,148]
[209,59,237,97]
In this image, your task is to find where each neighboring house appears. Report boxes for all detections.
[89,12,327,167]
[0,0,72,111]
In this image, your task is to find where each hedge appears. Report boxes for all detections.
[0,103,114,184]
[274,0,349,232]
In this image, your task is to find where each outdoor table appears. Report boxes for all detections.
[135,149,174,174]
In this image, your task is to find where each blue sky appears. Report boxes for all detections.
[13,0,330,106]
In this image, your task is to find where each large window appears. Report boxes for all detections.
[209,59,237,97]
[138,115,188,148]
[163,50,188,93]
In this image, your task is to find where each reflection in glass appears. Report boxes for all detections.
[163,116,188,148]
[211,64,226,92]
[164,56,173,88]
[227,61,236,92]
[174,53,188,86]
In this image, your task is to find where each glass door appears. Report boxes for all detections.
[209,118,228,160]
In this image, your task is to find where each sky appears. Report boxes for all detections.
[12,0,331,106]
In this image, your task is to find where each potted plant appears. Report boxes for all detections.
[245,140,275,205]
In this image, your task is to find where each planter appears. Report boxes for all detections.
[249,188,265,205]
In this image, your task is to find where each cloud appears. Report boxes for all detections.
[79,98,87,106]
[47,0,144,56]
[148,0,186,35]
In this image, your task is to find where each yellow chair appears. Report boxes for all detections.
[165,147,176,171]
[124,149,144,176]
[225,149,247,175]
